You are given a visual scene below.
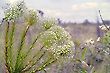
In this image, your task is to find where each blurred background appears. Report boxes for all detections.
[0,0,110,41]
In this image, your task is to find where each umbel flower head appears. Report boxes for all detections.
[39,25,74,59]
[50,40,74,58]
[4,0,26,22]
[24,9,38,25]
[39,31,58,48]
[36,18,57,32]
[48,25,72,43]
[42,19,56,30]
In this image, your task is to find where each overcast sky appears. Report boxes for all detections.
[0,0,110,22]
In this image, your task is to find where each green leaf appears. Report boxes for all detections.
[81,48,87,61]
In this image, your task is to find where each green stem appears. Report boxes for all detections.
[99,10,109,30]
[19,33,42,72]
[21,46,45,72]
[22,29,45,61]
[81,48,87,61]
[4,22,11,73]
[14,24,30,72]
[23,34,40,60]
[8,22,16,72]
[31,58,57,73]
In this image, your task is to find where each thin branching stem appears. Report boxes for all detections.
[21,46,45,72]
[22,51,46,73]
[99,10,109,30]
[14,24,31,72]
[31,58,57,73]
[19,33,42,72]
[23,34,40,60]
[43,69,47,73]
[31,52,57,73]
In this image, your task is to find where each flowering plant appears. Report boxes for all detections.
[0,1,74,73]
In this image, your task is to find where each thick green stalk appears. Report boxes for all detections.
[4,22,11,73]
[8,22,16,72]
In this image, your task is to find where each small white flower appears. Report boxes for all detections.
[81,61,89,69]
[99,25,110,31]
[85,38,94,45]
[4,1,26,21]
[97,37,101,42]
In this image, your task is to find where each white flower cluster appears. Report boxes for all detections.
[99,25,110,31]
[48,25,71,42]
[51,40,74,58]
[85,38,94,45]
[42,20,55,30]
[4,1,26,22]
[39,25,74,58]
[39,31,58,48]
[24,9,38,25]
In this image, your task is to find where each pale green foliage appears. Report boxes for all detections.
[81,48,87,61]
[101,31,110,47]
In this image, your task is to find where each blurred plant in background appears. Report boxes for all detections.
[53,11,110,73]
